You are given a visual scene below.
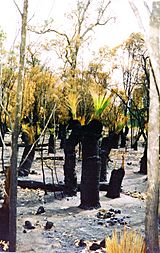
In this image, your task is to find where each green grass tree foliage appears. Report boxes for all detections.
[89,88,112,120]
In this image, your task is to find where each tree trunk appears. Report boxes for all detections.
[79,119,102,210]
[63,120,81,196]
[145,69,159,253]
[99,136,112,182]
[145,71,159,253]
[9,1,28,251]
[145,3,160,252]
[128,2,160,251]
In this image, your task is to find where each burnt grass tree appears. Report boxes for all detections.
[0,167,10,242]
[0,207,9,242]
[108,130,120,149]
[58,123,67,149]
[99,136,112,182]
[138,142,147,175]
[106,155,125,199]
[48,133,55,154]
[99,130,125,198]
[79,119,103,210]
[120,125,129,148]
[63,120,81,196]
[99,125,128,182]
[18,118,36,177]
[48,123,56,154]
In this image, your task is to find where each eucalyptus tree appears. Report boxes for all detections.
[111,32,149,148]
[129,1,160,252]
[9,0,28,251]
[0,30,7,140]
[29,0,113,77]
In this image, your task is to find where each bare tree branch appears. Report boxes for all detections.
[13,0,22,17]
[29,0,113,72]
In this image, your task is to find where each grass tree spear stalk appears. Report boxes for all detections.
[9,0,28,251]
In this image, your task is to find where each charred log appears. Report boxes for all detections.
[17,180,108,192]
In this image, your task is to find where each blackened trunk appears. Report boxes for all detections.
[79,120,102,210]
[58,123,67,149]
[79,156,101,209]
[99,150,108,181]
[63,142,77,196]
[99,137,112,182]
[63,120,81,196]
[48,133,55,154]
[106,167,125,198]
[0,207,9,241]
[18,145,35,177]
[108,131,119,149]
[139,144,147,175]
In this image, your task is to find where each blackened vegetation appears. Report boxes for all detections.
[106,166,125,199]
[100,136,111,182]
[100,133,125,199]
[0,207,9,241]
[48,133,55,154]
[58,123,67,149]
[120,125,129,148]
[139,144,147,175]
[57,119,126,207]
[79,119,103,210]
[18,118,36,177]
[63,120,81,196]
[108,131,119,149]
[18,145,35,177]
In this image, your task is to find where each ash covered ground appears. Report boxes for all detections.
[0,134,148,252]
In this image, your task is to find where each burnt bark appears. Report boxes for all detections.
[18,145,35,177]
[120,125,129,148]
[79,119,103,210]
[139,144,147,175]
[99,136,112,182]
[58,123,67,149]
[106,167,125,199]
[48,133,55,154]
[0,207,9,241]
[63,120,81,196]
[108,131,120,149]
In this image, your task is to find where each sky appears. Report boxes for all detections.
[0,0,152,68]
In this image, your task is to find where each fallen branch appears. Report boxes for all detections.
[18,180,108,192]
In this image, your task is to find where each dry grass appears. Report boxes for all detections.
[106,228,146,253]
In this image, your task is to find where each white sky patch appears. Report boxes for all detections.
[0,0,152,69]
[0,1,140,45]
